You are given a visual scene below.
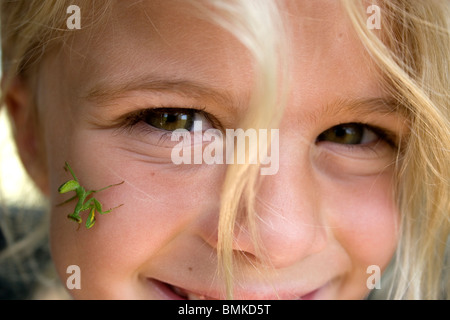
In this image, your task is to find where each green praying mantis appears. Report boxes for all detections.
[58,162,124,229]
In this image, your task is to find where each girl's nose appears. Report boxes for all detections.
[197,147,329,270]
[230,158,328,269]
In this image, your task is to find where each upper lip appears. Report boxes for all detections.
[150,278,325,300]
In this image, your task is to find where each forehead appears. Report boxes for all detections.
[54,0,381,107]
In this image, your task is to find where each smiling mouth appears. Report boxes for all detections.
[170,284,211,300]
[151,279,320,300]
[152,279,218,300]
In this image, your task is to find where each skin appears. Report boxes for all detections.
[6,0,408,299]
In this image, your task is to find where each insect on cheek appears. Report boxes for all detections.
[56,162,124,230]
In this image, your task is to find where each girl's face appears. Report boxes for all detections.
[29,0,406,299]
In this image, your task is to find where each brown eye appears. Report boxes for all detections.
[317,123,378,145]
[143,109,196,131]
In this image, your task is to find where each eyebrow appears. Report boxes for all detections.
[324,97,408,119]
[84,76,408,121]
[84,76,237,110]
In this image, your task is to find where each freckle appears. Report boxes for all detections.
[150,172,155,176]
[188,267,193,272]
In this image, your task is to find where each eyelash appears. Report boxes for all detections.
[115,107,398,149]
[115,107,214,144]
[362,125,397,149]
[318,123,397,148]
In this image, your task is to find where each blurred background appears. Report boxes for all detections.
[0,106,69,299]
[0,108,39,206]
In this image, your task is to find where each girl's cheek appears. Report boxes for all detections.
[315,173,398,299]
[50,153,224,298]
[328,172,399,268]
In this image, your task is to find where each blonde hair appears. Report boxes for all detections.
[1,0,448,300]
[342,0,449,299]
